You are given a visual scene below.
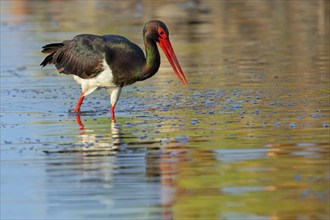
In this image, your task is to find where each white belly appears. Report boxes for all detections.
[73,59,115,96]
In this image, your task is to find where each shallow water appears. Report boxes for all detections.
[1,0,329,219]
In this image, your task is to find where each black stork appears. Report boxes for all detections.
[40,20,188,121]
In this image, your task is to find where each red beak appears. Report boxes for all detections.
[158,38,188,86]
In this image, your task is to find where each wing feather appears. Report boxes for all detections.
[41,35,105,79]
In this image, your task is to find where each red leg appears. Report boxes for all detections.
[109,87,122,122]
[74,93,85,112]
[110,105,115,122]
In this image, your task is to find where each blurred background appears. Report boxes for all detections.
[2,0,329,89]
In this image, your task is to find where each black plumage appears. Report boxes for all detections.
[41,34,147,86]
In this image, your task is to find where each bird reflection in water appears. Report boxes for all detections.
[74,114,121,153]
[45,115,197,219]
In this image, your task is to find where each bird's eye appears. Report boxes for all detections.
[158,27,166,38]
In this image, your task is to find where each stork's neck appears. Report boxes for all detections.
[141,38,160,81]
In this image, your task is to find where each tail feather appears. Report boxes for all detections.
[40,52,56,67]
[40,43,64,67]
[41,43,64,53]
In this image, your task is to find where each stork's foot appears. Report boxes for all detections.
[73,108,81,113]
[68,108,81,115]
